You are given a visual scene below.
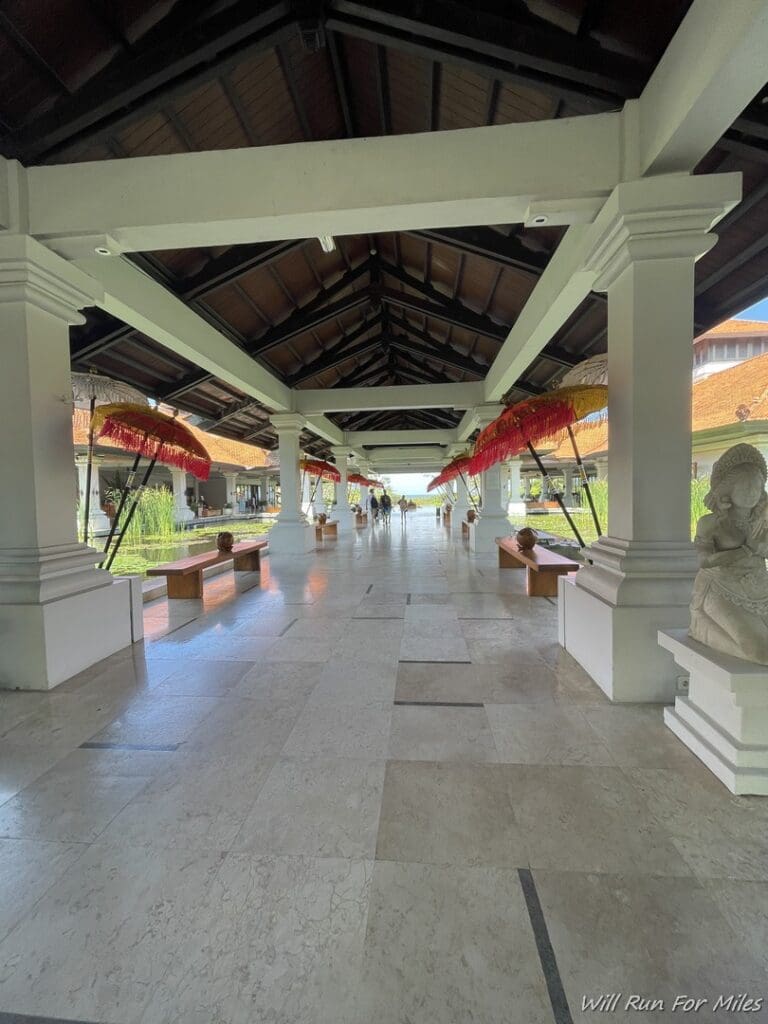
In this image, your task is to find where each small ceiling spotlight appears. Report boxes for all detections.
[530,215,549,227]
[318,235,336,253]
[94,246,112,256]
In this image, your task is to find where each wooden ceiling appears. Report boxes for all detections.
[2,1,767,451]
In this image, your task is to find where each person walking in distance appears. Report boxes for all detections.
[398,495,408,523]
[380,489,392,523]
[369,488,379,523]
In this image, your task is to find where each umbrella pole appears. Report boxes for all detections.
[83,397,96,545]
[104,457,158,572]
[567,425,601,537]
[526,442,586,548]
[100,451,141,565]
[458,471,479,513]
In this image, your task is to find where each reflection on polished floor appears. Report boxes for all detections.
[1,511,768,1024]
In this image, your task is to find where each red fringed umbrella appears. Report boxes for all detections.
[299,458,341,482]
[91,404,212,571]
[427,454,472,492]
[92,404,211,480]
[469,385,608,547]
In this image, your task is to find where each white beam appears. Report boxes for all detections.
[295,382,484,414]
[26,117,622,251]
[345,429,457,446]
[483,225,594,402]
[366,447,448,473]
[638,0,768,176]
[304,414,344,447]
[74,254,291,411]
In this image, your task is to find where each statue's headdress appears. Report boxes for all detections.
[705,443,767,510]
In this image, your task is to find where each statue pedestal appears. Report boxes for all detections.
[659,629,768,795]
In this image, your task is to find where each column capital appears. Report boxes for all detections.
[586,173,742,291]
[270,412,306,433]
[471,404,505,431]
[0,234,103,324]
[329,446,352,461]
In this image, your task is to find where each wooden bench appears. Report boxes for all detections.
[496,537,579,597]
[147,539,268,599]
[355,512,368,527]
[314,520,338,541]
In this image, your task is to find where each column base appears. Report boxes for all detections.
[660,630,768,795]
[267,519,315,555]
[174,506,195,525]
[472,515,510,554]
[559,573,693,702]
[0,576,134,691]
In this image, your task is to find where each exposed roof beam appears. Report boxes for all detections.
[375,45,391,134]
[295,381,484,414]
[327,30,355,136]
[276,43,313,140]
[290,334,384,387]
[287,313,383,386]
[249,290,372,357]
[326,3,636,109]
[389,333,486,379]
[27,116,622,249]
[9,4,294,162]
[412,226,549,276]
[638,0,768,175]
[75,253,292,411]
[381,287,506,341]
[346,428,457,446]
[218,73,262,146]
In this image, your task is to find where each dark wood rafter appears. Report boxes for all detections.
[325,2,643,110]
[218,73,262,146]
[327,30,355,135]
[289,330,384,386]
[411,227,550,276]
[388,330,487,378]
[249,290,372,357]
[7,3,295,161]
[375,45,391,134]
[276,43,313,140]
[428,61,441,131]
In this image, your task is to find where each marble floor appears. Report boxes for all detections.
[1,511,768,1024]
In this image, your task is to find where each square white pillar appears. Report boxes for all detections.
[267,414,314,554]
[0,236,133,690]
[470,407,510,553]
[171,467,194,524]
[561,174,741,702]
[330,447,355,534]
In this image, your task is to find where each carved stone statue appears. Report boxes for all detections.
[689,443,768,664]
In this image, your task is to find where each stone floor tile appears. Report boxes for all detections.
[233,757,386,858]
[487,704,615,765]
[535,870,768,1021]
[283,702,392,759]
[357,861,551,1024]
[505,765,692,876]
[0,837,86,943]
[388,705,499,762]
[376,760,527,867]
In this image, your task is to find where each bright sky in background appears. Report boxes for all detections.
[736,298,768,321]
[384,472,433,496]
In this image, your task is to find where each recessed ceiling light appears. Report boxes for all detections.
[530,215,549,226]
[94,246,111,256]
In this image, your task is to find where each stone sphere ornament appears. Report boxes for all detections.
[689,443,768,664]
[216,531,235,553]
[516,527,538,552]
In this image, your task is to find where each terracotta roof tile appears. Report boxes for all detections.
[73,409,271,470]
[545,351,768,460]
[697,318,768,337]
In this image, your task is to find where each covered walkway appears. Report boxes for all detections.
[1,510,767,1022]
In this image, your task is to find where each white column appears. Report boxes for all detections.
[267,414,314,554]
[171,467,194,524]
[0,235,133,690]
[508,458,524,513]
[523,474,532,499]
[595,459,608,481]
[224,472,238,515]
[330,447,354,533]
[472,407,510,553]
[561,175,737,702]
[75,457,110,535]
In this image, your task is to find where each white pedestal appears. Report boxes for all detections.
[659,629,768,795]
[559,574,692,702]
[472,515,509,554]
[267,520,315,555]
[1,576,134,691]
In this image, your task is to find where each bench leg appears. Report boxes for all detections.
[167,572,203,599]
[233,551,261,572]
[499,547,524,569]
[526,569,558,597]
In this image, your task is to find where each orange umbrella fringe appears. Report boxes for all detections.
[92,403,212,480]
[300,458,341,483]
